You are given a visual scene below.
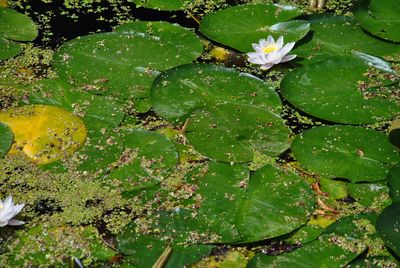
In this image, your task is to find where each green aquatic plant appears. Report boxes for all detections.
[1,0,400,266]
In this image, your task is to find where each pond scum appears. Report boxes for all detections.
[0,0,400,267]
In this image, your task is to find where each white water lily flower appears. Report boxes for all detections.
[0,196,25,227]
[247,35,296,70]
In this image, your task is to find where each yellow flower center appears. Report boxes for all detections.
[0,204,3,209]
[262,44,279,53]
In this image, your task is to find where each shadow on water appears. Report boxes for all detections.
[18,0,199,48]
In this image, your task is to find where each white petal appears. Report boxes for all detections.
[278,42,296,56]
[0,206,11,219]
[276,36,284,49]
[267,35,275,44]
[259,39,267,47]
[266,52,284,64]
[248,56,266,65]
[280,54,297,63]
[3,196,12,209]
[7,219,25,226]
[247,52,262,58]
[252,43,261,51]
[260,62,275,70]
[0,221,8,227]
[12,204,25,218]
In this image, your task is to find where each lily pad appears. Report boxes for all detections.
[118,225,213,267]
[376,202,400,257]
[294,15,400,60]
[53,23,202,100]
[193,161,248,243]
[249,214,375,267]
[74,121,123,172]
[0,122,13,157]
[347,181,389,207]
[355,0,400,43]
[291,125,400,183]
[114,21,201,56]
[107,129,178,191]
[248,235,361,268]
[186,103,291,163]
[151,64,282,124]
[0,8,38,42]
[0,105,87,164]
[199,3,309,52]
[388,118,400,149]
[237,164,315,243]
[0,38,22,60]
[285,224,324,245]
[387,165,400,202]
[130,0,186,11]
[30,78,125,127]
[281,54,400,124]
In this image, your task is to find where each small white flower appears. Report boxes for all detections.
[247,35,296,70]
[0,196,25,227]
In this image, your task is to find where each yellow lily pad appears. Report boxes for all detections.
[0,105,87,164]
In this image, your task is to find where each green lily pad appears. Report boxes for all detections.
[75,121,123,172]
[130,0,186,11]
[285,224,324,245]
[347,257,399,268]
[118,224,213,268]
[53,27,202,100]
[186,103,291,163]
[347,181,389,207]
[281,54,400,124]
[249,214,376,267]
[0,8,38,42]
[376,202,400,257]
[0,122,13,157]
[355,0,400,43]
[237,164,315,243]
[0,38,22,60]
[320,178,348,200]
[30,78,125,127]
[387,165,400,203]
[199,3,309,52]
[193,161,248,243]
[114,21,201,57]
[123,162,248,244]
[151,64,282,124]
[294,15,400,60]
[324,213,378,238]
[248,235,361,268]
[291,125,400,183]
[388,118,400,149]
[107,129,178,191]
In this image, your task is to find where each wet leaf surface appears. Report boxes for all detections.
[200,3,309,52]
[186,103,291,163]
[151,63,282,124]
[292,125,400,183]
[376,202,400,257]
[294,15,400,60]
[281,54,400,124]
[355,0,400,42]
[0,122,13,157]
